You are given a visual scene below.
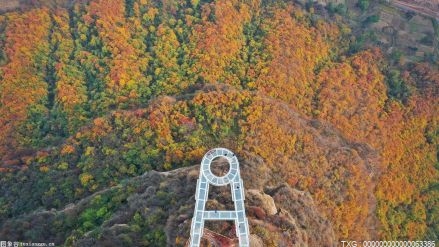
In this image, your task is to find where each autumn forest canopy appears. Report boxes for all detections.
[0,0,438,245]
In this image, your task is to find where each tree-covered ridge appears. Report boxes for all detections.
[0,0,437,244]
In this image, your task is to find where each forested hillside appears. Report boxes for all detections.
[0,0,437,245]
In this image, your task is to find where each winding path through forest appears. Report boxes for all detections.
[391,0,439,20]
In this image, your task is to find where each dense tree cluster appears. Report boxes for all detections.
[0,0,437,244]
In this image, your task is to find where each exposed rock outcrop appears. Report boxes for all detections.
[246,189,277,216]
[0,163,335,246]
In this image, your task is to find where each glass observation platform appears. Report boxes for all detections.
[189,148,250,247]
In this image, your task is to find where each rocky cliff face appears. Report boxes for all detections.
[0,87,383,245]
[1,161,335,246]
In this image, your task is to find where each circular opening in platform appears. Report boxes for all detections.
[210,157,230,177]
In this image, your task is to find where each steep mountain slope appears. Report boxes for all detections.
[0,163,336,246]
[0,0,438,245]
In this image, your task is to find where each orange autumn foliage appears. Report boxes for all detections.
[255,5,332,115]
[52,9,88,129]
[0,0,436,243]
[316,49,387,146]
[0,8,51,160]
[191,0,251,85]
[87,0,149,102]
[241,92,375,240]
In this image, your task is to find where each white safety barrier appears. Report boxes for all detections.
[189,148,250,247]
